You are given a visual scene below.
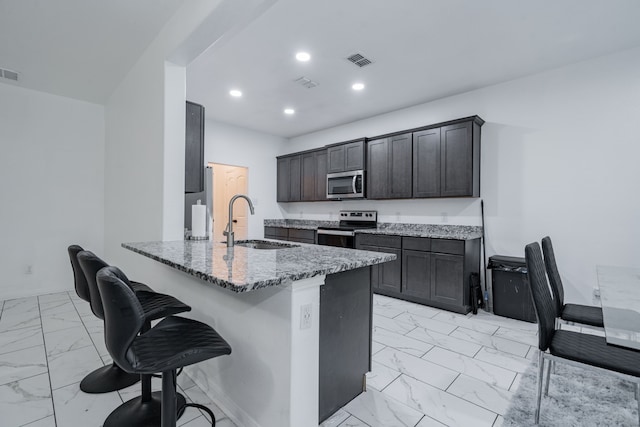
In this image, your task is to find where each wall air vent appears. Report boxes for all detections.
[1,68,19,81]
[347,53,373,68]
[294,76,319,89]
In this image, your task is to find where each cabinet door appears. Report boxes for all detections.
[356,243,380,290]
[327,145,345,173]
[344,140,365,171]
[185,101,205,193]
[315,150,328,201]
[388,133,413,199]
[277,157,290,202]
[289,155,302,202]
[367,138,389,199]
[402,249,431,301]
[430,253,464,306]
[301,152,316,201]
[413,128,441,198]
[378,247,402,294]
[441,122,473,197]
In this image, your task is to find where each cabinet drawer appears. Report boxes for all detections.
[431,239,464,255]
[288,228,316,242]
[402,237,431,252]
[356,234,401,248]
[264,226,288,240]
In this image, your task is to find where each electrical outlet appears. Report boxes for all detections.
[593,288,601,304]
[25,265,33,275]
[300,304,312,330]
[441,212,448,223]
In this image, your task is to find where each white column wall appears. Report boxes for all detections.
[286,47,640,305]
[0,83,105,300]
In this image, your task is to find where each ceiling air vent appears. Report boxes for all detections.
[1,68,19,81]
[294,76,319,89]
[347,53,373,68]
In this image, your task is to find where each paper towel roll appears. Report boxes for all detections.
[191,204,206,237]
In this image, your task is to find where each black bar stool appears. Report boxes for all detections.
[97,265,232,427]
[68,245,152,392]
[77,251,192,426]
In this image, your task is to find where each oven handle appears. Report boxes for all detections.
[317,229,355,237]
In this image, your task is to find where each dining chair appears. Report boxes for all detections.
[541,236,604,327]
[525,242,640,425]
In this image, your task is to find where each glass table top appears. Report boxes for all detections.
[596,265,640,350]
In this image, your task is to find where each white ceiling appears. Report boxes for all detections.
[2,0,640,138]
[0,0,184,104]
[186,0,640,138]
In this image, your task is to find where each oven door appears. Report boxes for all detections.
[317,229,356,248]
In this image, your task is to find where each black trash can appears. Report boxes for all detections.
[488,255,537,323]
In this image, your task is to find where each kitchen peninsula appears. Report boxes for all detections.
[123,239,395,427]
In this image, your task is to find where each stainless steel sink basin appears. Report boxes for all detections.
[234,240,300,250]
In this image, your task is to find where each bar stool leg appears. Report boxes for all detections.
[162,370,178,427]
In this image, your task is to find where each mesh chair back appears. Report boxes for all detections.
[77,251,110,320]
[68,245,91,302]
[96,266,145,373]
[525,242,556,351]
[542,236,564,316]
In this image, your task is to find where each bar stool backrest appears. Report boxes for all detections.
[77,250,110,320]
[96,266,145,373]
[68,245,91,303]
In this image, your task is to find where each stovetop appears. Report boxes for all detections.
[317,210,377,231]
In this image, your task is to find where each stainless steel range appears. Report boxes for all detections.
[317,210,377,248]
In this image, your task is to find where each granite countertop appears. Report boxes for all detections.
[263,219,482,240]
[264,219,338,230]
[356,223,483,240]
[123,240,396,293]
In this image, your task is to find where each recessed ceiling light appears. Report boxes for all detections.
[229,89,242,97]
[284,108,295,115]
[295,52,311,62]
[352,83,365,91]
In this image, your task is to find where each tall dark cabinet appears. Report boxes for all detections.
[185,101,205,193]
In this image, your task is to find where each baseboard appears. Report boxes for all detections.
[183,366,262,427]
[0,286,72,302]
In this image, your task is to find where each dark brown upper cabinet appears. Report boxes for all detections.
[327,139,366,173]
[278,148,327,202]
[277,154,301,202]
[413,116,482,198]
[366,133,412,199]
[412,128,441,198]
[302,149,328,201]
[185,101,205,193]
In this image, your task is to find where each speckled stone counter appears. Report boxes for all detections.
[122,240,395,293]
[263,219,482,240]
[356,223,482,240]
[264,219,338,230]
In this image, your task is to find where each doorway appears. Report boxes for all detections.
[210,162,249,242]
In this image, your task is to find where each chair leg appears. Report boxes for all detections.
[161,369,177,427]
[535,351,544,425]
[544,358,552,397]
[637,383,640,427]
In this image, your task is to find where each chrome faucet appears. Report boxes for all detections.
[224,194,255,247]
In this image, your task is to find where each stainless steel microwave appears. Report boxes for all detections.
[326,170,365,199]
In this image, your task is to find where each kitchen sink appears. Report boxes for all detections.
[234,240,300,250]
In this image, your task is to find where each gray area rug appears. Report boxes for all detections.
[503,357,638,426]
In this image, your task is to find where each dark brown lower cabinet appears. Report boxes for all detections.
[355,235,402,294]
[359,234,479,314]
[264,226,315,244]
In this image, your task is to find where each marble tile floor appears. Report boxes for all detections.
[0,290,602,427]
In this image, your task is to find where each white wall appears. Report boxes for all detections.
[0,83,105,300]
[204,118,286,238]
[287,47,640,305]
